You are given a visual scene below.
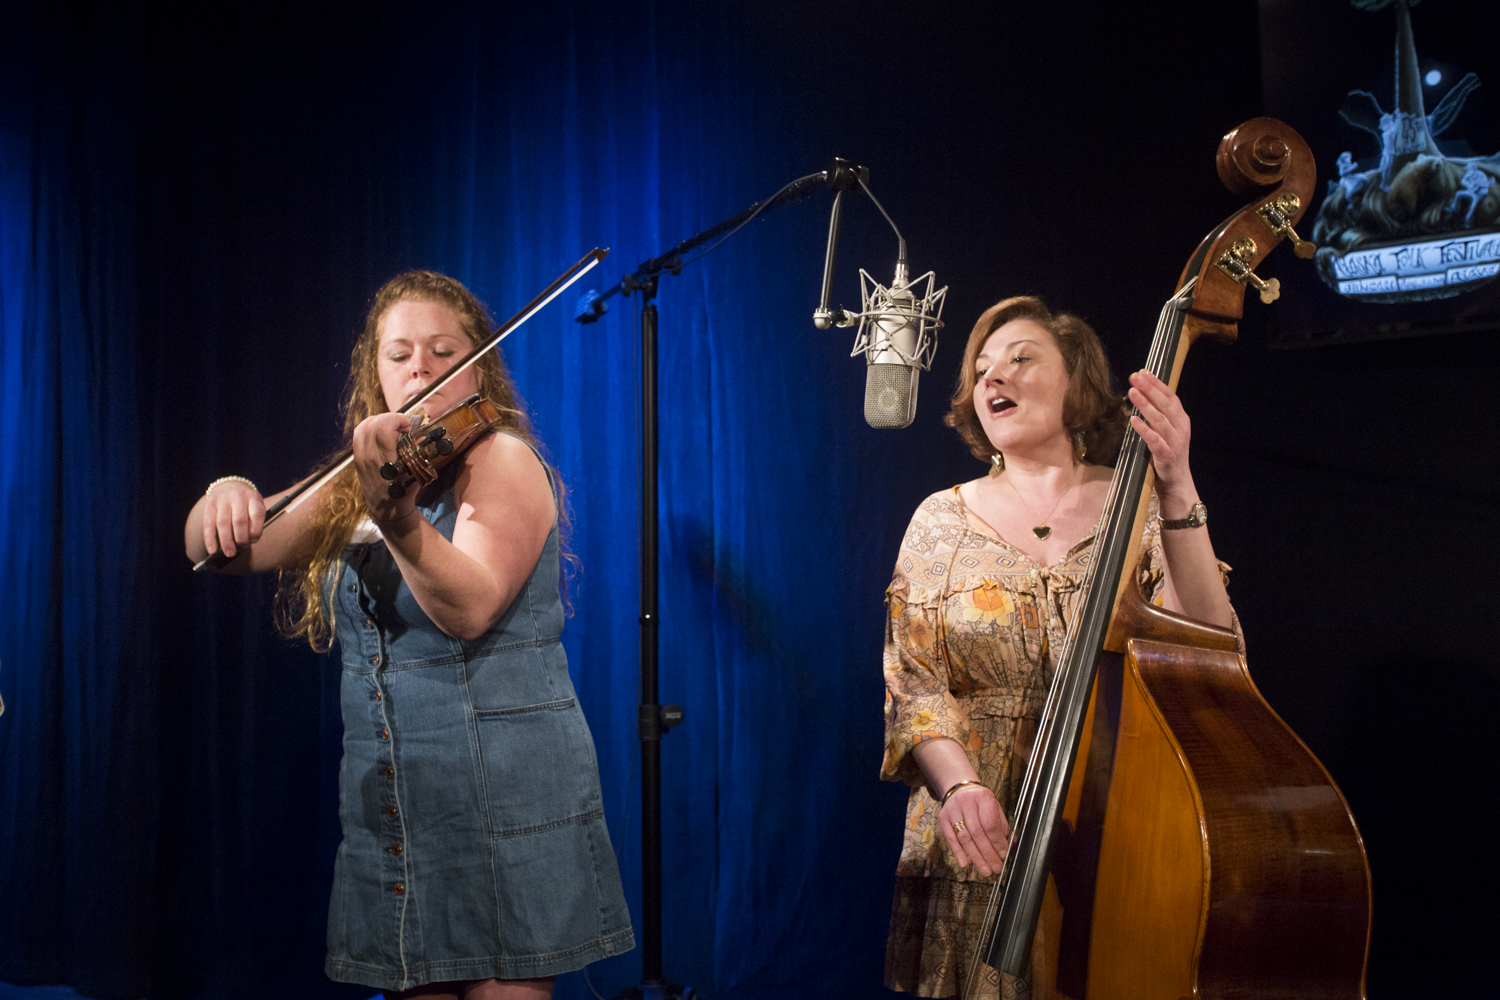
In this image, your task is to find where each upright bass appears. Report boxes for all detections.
[968,118,1372,999]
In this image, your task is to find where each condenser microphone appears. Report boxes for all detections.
[808,159,945,427]
[862,263,923,428]
[852,257,946,429]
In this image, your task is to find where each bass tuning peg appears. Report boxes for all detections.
[1256,192,1316,259]
[1215,237,1281,304]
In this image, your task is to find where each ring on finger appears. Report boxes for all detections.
[952,819,967,834]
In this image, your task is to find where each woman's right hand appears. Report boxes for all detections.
[201,481,266,560]
[939,783,1011,878]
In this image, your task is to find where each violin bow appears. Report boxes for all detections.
[194,247,609,572]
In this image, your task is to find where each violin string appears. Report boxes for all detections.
[960,277,1194,994]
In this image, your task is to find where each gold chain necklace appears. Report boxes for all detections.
[1004,469,1079,540]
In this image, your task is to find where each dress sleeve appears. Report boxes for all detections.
[1137,490,1247,656]
[880,510,972,788]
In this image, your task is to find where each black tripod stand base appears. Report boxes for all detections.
[611,981,695,1000]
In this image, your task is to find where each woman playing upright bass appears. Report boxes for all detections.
[881,295,1241,1000]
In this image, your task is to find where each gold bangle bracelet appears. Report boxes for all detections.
[940,779,984,808]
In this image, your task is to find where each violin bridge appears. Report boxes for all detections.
[1255,192,1316,259]
[1215,237,1281,304]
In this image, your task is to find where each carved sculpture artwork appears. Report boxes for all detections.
[1312,0,1500,303]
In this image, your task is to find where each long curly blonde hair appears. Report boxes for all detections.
[276,270,562,651]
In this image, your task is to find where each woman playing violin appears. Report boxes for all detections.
[881,296,1240,1000]
[184,271,633,1000]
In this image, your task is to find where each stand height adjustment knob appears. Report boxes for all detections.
[637,704,685,741]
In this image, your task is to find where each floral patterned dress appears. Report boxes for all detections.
[881,484,1238,1000]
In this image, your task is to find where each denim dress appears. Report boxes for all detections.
[325,441,634,991]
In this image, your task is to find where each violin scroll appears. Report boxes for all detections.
[381,395,500,499]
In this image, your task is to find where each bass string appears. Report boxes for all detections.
[959,278,1195,999]
[995,281,1184,865]
[1022,275,1194,791]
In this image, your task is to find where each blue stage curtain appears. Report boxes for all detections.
[0,11,156,998]
[1,4,926,998]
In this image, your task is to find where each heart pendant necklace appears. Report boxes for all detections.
[1005,469,1079,541]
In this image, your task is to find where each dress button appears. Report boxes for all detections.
[380,728,389,740]
[385,766,394,779]
[368,655,379,666]
[375,690,382,701]
[393,883,405,896]
[364,619,373,630]
[349,583,357,593]
[390,843,403,855]
[388,806,398,818]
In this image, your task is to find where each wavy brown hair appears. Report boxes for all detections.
[276,270,567,652]
[944,295,1127,466]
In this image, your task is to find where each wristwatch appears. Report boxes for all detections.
[1159,500,1207,530]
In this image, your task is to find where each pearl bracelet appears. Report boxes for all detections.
[205,475,259,497]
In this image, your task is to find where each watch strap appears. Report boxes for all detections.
[1159,500,1207,530]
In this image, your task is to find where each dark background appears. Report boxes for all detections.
[1,1,1495,998]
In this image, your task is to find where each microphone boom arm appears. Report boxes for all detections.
[574,169,835,322]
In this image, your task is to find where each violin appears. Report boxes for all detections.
[192,248,608,571]
[378,395,500,499]
[967,119,1371,999]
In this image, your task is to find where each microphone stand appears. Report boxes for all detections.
[574,160,865,1000]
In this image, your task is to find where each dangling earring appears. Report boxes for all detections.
[1074,432,1087,462]
[990,452,1005,476]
